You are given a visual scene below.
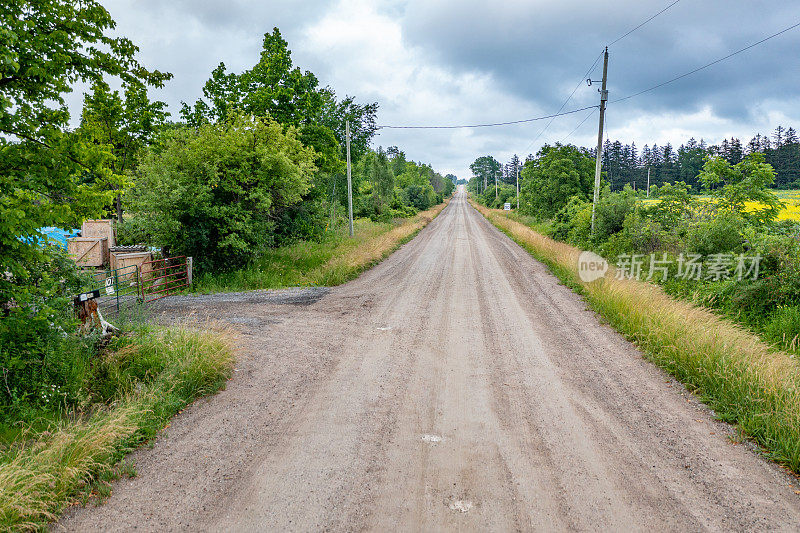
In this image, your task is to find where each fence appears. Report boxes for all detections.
[78,255,193,314]
[140,256,191,303]
[85,264,142,315]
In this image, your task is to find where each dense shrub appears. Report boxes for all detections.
[593,186,638,242]
[519,143,594,218]
[0,246,93,417]
[130,114,317,272]
[401,183,437,211]
[550,196,591,244]
[684,213,745,256]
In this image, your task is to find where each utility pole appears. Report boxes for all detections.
[646,167,651,197]
[346,120,353,237]
[591,47,609,234]
[495,168,498,200]
[516,165,520,210]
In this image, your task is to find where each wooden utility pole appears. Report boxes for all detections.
[495,169,498,200]
[346,120,353,237]
[516,165,520,209]
[591,47,609,234]
[646,167,651,197]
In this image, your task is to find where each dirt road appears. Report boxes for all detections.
[59,189,800,531]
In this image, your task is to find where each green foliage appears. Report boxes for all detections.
[550,196,592,244]
[762,305,800,352]
[0,0,170,417]
[0,324,233,530]
[76,81,170,220]
[181,27,378,158]
[593,186,638,241]
[131,113,316,272]
[0,248,92,414]
[519,143,594,219]
[685,212,745,257]
[698,152,782,224]
[647,181,695,226]
[469,155,501,192]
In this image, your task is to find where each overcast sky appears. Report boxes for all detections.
[84,0,800,179]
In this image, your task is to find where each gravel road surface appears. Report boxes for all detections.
[58,190,800,531]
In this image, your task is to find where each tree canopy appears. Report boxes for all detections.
[519,144,595,218]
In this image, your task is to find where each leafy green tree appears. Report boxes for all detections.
[0,0,170,408]
[648,181,696,226]
[698,153,782,224]
[181,28,378,158]
[371,148,395,206]
[131,114,316,271]
[519,144,594,218]
[77,81,170,220]
[270,124,343,244]
[469,155,501,190]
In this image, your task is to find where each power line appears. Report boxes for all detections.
[562,108,597,142]
[612,20,800,104]
[519,0,678,154]
[520,51,604,154]
[607,0,680,47]
[375,105,599,130]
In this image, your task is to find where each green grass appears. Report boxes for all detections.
[0,324,234,530]
[194,202,448,293]
[473,201,800,474]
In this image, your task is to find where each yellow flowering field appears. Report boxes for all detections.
[641,190,800,221]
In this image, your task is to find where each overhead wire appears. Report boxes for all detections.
[520,50,604,154]
[375,105,598,130]
[607,0,680,47]
[561,108,597,142]
[376,5,799,145]
[518,0,678,155]
[612,20,800,104]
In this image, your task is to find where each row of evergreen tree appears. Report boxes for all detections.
[496,126,800,192]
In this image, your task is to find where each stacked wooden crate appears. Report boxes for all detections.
[67,237,109,267]
[110,247,153,280]
[67,219,116,268]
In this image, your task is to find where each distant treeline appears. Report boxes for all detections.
[493,126,800,192]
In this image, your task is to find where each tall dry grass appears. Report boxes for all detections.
[309,201,448,286]
[472,201,800,472]
[0,325,233,531]
[195,199,450,292]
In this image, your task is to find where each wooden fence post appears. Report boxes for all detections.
[187,257,193,286]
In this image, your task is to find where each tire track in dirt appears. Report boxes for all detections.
[58,189,800,532]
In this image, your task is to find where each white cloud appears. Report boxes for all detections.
[298,0,545,178]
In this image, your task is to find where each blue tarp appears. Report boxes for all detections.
[36,227,81,250]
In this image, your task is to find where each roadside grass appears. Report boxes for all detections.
[471,200,800,473]
[194,200,449,293]
[0,324,233,531]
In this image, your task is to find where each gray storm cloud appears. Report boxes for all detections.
[88,0,800,179]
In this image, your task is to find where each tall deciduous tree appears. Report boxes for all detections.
[469,155,501,189]
[699,153,781,225]
[519,144,594,219]
[0,0,170,404]
[181,28,378,158]
[77,82,170,221]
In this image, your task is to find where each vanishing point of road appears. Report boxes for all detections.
[60,190,800,531]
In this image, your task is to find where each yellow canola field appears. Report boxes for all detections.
[640,190,800,221]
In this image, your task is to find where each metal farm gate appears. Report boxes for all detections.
[85,264,142,316]
[140,256,191,303]
[79,255,192,315]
